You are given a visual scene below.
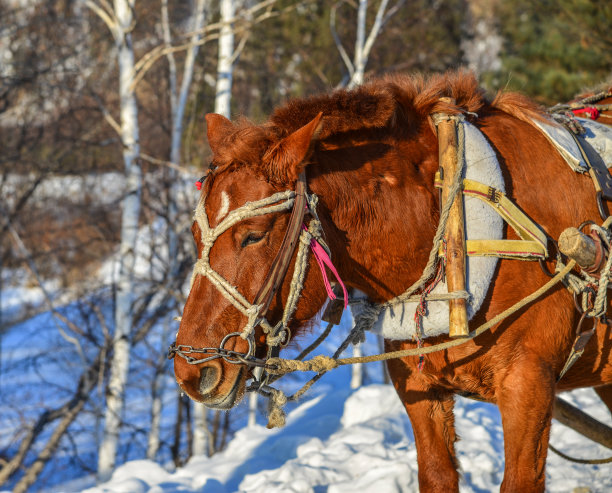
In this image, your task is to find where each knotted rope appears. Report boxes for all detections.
[264,259,577,379]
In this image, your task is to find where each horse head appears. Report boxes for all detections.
[173,112,331,409]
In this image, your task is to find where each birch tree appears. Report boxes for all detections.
[331,0,404,89]
[88,0,142,480]
[215,0,236,116]
[161,0,211,456]
[192,404,210,456]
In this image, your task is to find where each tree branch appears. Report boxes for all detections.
[330,1,354,77]
[82,0,119,40]
[130,0,305,92]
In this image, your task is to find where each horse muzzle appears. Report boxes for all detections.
[174,356,246,409]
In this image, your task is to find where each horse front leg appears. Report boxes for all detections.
[497,361,556,493]
[388,360,459,492]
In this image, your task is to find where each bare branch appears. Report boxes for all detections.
[361,0,391,63]
[381,0,406,25]
[89,90,122,137]
[130,0,306,92]
[229,31,251,65]
[0,348,106,486]
[161,0,178,114]
[82,0,119,40]
[2,219,86,363]
[330,1,354,77]
[139,153,194,174]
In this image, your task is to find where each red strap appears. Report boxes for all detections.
[305,229,348,309]
[572,107,600,120]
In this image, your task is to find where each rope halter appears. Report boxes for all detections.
[169,171,348,388]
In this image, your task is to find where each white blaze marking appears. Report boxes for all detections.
[216,191,230,222]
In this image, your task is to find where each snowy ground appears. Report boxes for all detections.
[64,384,610,493]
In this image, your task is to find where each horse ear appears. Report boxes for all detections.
[205,113,234,154]
[266,112,323,181]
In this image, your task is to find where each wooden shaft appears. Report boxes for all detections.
[553,397,612,450]
[438,101,469,338]
[558,227,598,269]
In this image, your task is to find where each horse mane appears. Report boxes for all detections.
[208,70,547,180]
[269,70,546,140]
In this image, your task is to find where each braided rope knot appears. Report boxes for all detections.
[266,388,288,429]
[266,328,288,347]
[351,302,383,345]
[201,235,215,248]
[192,258,211,278]
[241,304,263,339]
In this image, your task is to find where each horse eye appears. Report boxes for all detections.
[241,232,265,248]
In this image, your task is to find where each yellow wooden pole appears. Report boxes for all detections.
[438,98,469,338]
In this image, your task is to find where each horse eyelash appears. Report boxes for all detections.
[241,232,266,248]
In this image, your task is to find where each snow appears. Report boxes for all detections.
[78,383,611,493]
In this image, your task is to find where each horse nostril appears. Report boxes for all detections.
[199,365,219,395]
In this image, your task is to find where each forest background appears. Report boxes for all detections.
[0,0,611,491]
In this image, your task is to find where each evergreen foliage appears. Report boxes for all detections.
[484,0,612,104]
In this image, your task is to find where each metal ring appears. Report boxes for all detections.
[596,192,608,222]
[539,236,558,278]
[578,220,596,233]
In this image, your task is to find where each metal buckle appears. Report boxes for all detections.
[487,186,500,203]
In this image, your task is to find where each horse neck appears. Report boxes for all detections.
[308,125,440,303]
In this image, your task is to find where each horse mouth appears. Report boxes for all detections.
[204,367,245,410]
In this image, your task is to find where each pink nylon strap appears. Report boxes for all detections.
[303,225,348,309]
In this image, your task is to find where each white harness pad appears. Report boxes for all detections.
[353,121,504,341]
[532,117,612,172]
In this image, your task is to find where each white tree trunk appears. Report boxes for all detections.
[192,403,209,456]
[146,322,171,460]
[162,0,209,460]
[146,377,163,460]
[350,0,368,88]
[97,0,141,482]
[461,0,502,75]
[214,0,235,117]
[347,0,392,89]
[167,0,208,264]
[248,367,263,427]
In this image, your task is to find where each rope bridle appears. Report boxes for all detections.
[168,170,334,387]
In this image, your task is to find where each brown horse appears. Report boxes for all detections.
[173,71,612,492]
